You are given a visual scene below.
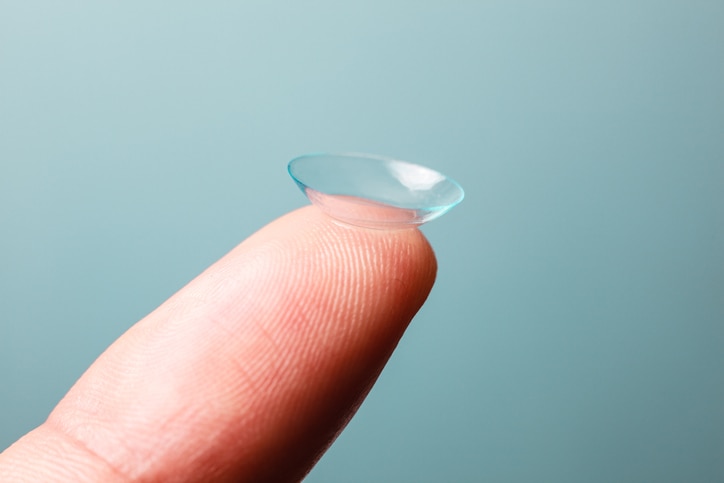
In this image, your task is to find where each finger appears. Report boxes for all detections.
[0,206,437,482]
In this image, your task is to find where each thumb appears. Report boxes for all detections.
[0,206,437,482]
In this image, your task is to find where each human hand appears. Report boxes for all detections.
[0,206,437,482]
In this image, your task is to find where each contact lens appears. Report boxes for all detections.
[288,152,464,229]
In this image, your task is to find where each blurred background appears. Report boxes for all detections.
[1,1,722,481]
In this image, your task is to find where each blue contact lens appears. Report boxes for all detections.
[288,152,464,229]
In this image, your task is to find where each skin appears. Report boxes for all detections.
[0,206,437,482]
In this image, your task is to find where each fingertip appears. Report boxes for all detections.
[2,206,440,483]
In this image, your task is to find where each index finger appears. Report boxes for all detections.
[0,206,437,482]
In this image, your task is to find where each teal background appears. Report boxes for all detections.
[1,1,722,481]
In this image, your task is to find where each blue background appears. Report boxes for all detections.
[1,1,722,481]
